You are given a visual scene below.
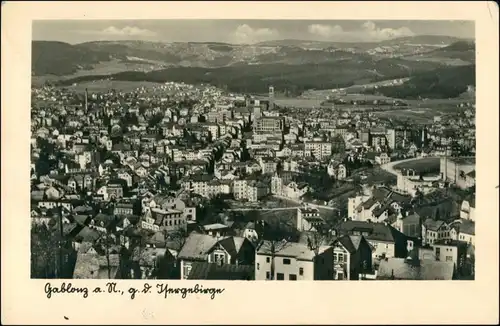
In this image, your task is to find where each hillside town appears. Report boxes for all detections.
[31,81,476,281]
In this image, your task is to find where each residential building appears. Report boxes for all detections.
[460,198,475,222]
[254,117,284,134]
[304,141,332,161]
[178,233,255,279]
[376,252,454,280]
[392,211,421,238]
[440,156,475,189]
[422,219,452,245]
[327,161,347,180]
[297,207,325,232]
[334,220,415,263]
[331,235,373,280]
[432,239,469,275]
[450,219,475,245]
[255,241,334,280]
[375,152,390,165]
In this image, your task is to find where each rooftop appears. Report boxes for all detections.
[257,240,330,261]
[203,223,229,231]
[187,262,254,280]
[377,258,454,280]
[449,157,475,166]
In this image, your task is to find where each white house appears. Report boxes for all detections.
[460,199,475,222]
[255,241,334,281]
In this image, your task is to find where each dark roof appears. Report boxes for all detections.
[112,143,131,151]
[75,226,101,242]
[423,218,446,231]
[215,236,248,257]
[337,220,397,243]
[377,258,454,280]
[335,235,356,253]
[187,262,254,280]
[177,233,219,261]
[455,219,475,236]
[360,197,378,210]
[73,214,91,225]
[463,196,476,208]
[372,205,388,217]
[433,239,469,248]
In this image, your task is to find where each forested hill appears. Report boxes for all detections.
[362,64,475,99]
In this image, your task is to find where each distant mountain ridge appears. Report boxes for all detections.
[32,35,473,76]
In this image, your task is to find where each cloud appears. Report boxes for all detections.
[80,26,157,37]
[231,24,279,44]
[307,24,343,38]
[307,21,414,41]
[361,21,414,40]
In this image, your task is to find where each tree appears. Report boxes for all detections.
[95,231,114,279]
[305,226,332,279]
[148,113,164,128]
[434,208,441,220]
[198,194,230,224]
[256,221,292,280]
[163,227,189,251]
[31,223,58,278]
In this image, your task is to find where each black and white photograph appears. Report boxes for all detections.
[29,18,478,282]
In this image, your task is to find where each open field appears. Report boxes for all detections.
[393,157,440,173]
[350,167,398,185]
[32,60,166,86]
[403,56,473,66]
[328,93,397,101]
[274,98,325,108]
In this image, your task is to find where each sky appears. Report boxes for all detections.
[32,20,475,44]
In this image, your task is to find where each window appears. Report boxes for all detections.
[446,256,453,262]
[299,268,304,276]
[338,253,343,262]
[283,258,291,265]
[266,271,271,280]
[266,257,270,263]
[277,273,285,280]
[257,263,260,270]
[289,274,297,280]
[214,253,225,265]
[343,254,348,263]
[333,253,337,262]
[183,265,192,279]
